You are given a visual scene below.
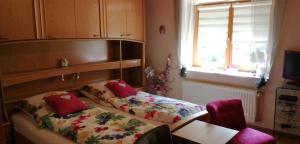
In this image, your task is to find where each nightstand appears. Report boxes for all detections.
[172,120,238,144]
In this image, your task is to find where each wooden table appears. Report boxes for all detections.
[172,120,238,144]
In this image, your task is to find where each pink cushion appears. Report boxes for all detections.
[44,93,87,116]
[105,80,137,98]
[206,99,247,130]
[229,128,276,144]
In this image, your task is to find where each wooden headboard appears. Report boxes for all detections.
[0,39,145,123]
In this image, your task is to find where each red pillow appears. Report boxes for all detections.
[43,93,87,116]
[105,80,137,98]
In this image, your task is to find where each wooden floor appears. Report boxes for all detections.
[276,135,300,144]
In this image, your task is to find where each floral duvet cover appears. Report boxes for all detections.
[107,92,205,124]
[39,106,155,144]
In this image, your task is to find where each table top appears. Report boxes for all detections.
[172,120,238,144]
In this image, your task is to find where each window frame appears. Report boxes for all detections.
[193,0,255,72]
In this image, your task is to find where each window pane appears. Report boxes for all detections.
[232,3,271,68]
[196,5,229,67]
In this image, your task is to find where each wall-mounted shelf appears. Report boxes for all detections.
[122,59,142,68]
[1,61,121,87]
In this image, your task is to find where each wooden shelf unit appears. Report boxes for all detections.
[2,58,143,87]
[120,41,144,87]
[2,61,120,87]
[121,59,142,68]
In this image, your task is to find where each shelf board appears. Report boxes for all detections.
[121,59,142,68]
[1,61,121,87]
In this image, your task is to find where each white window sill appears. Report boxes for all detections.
[185,67,260,89]
[187,67,259,78]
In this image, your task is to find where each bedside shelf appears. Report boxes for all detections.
[1,61,121,87]
[121,59,142,68]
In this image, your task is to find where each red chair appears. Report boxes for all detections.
[206,99,276,144]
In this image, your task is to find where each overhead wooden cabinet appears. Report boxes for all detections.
[104,0,127,39]
[75,0,101,38]
[126,0,144,41]
[0,0,36,42]
[43,0,76,39]
[0,0,144,42]
[42,0,101,39]
[103,0,144,41]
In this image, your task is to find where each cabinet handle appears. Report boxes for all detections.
[120,34,125,37]
[47,35,55,39]
[93,34,100,38]
[126,33,132,36]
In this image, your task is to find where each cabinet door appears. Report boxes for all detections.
[105,0,126,38]
[75,0,101,38]
[43,0,76,39]
[126,0,144,41]
[0,0,36,42]
[0,0,10,42]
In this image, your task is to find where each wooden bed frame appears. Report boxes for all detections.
[0,39,208,144]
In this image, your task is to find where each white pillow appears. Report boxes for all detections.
[80,80,116,107]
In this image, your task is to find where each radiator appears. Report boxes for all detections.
[182,80,257,123]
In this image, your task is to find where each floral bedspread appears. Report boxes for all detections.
[39,106,154,144]
[107,92,205,124]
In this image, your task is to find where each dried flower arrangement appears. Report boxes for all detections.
[145,54,172,96]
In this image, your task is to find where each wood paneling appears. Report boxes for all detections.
[3,70,118,102]
[75,0,101,38]
[105,0,126,38]
[0,0,36,42]
[122,67,142,86]
[0,0,10,41]
[43,0,76,38]
[0,40,117,74]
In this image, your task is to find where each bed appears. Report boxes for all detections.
[11,97,162,144]
[0,39,208,144]
[9,90,206,144]
[2,85,207,144]
[1,84,207,144]
[81,81,206,125]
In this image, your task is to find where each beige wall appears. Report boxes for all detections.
[257,0,300,129]
[145,0,300,129]
[145,0,181,99]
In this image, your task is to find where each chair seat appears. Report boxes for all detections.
[229,128,275,144]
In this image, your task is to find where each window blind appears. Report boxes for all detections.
[232,3,271,67]
[196,5,229,67]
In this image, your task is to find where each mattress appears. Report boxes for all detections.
[12,97,162,144]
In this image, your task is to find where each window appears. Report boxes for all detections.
[193,0,271,72]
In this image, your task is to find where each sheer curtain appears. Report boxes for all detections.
[177,0,195,68]
[252,0,286,78]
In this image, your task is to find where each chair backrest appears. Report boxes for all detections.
[206,99,247,130]
[135,125,173,144]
